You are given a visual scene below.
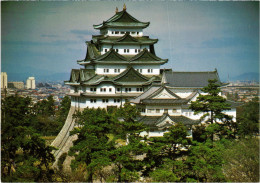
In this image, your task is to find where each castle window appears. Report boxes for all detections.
[104,49,107,53]
[115,31,119,34]
[90,99,96,103]
[172,109,177,113]
[140,88,143,92]
[156,109,160,113]
[151,69,153,73]
[120,31,125,34]
[124,49,126,53]
[131,32,136,34]
[125,88,128,92]
[104,69,109,73]
[117,88,121,92]
[148,69,151,73]
[102,99,109,103]
[137,88,139,92]
[115,49,119,52]
[114,99,121,103]
[109,88,112,92]
[141,108,145,113]
[137,32,139,35]
[112,31,114,34]
[135,49,137,53]
[138,49,141,53]
[148,109,154,113]
[127,49,129,53]
[90,87,96,92]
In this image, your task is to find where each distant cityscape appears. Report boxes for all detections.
[1,72,259,106]
[1,72,70,108]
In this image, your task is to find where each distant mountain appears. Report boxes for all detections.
[230,72,259,82]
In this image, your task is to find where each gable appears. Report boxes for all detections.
[152,88,178,99]
[114,67,148,82]
[156,116,175,128]
[95,49,127,62]
[117,34,138,43]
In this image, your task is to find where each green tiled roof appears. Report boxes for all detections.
[95,34,157,45]
[95,49,127,62]
[93,10,150,29]
[113,66,149,82]
[129,48,168,64]
[84,42,101,61]
[139,114,199,130]
[66,69,96,84]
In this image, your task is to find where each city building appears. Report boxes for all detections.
[26,77,36,89]
[1,72,8,89]
[8,81,24,89]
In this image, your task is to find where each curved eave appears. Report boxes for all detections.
[77,60,92,65]
[64,82,80,86]
[93,22,150,30]
[100,41,156,45]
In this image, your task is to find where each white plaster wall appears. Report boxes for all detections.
[133,65,160,75]
[97,83,116,94]
[106,28,144,37]
[142,105,182,116]
[101,45,150,55]
[96,64,127,75]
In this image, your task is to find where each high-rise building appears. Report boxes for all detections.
[1,72,8,89]
[26,77,36,89]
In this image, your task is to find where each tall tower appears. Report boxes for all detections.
[1,72,8,89]
[65,6,168,109]
[26,77,36,89]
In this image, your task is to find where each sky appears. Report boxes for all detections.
[1,1,259,82]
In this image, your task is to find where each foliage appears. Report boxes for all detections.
[190,79,231,124]
[222,138,259,182]
[32,95,71,136]
[68,107,115,182]
[57,152,67,171]
[111,102,147,182]
[237,97,259,137]
[186,140,226,182]
[143,123,191,181]
[1,95,55,182]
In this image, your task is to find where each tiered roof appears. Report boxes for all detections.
[65,66,161,87]
[78,47,167,65]
[93,9,150,29]
[92,33,158,45]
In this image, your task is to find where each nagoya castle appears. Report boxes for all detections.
[51,5,237,167]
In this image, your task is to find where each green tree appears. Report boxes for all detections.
[186,140,226,182]
[143,123,191,181]
[1,95,55,182]
[110,102,147,182]
[237,97,259,137]
[190,79,231,124]
[68,108,115,182]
